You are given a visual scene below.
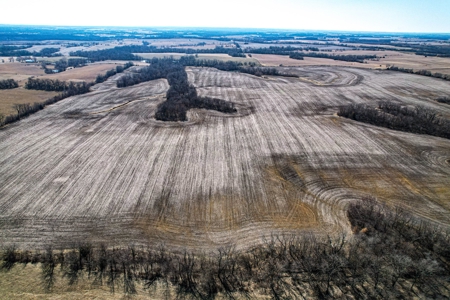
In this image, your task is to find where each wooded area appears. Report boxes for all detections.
[338,101,450,139]
[0,79,18,89]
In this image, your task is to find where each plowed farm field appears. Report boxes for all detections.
[1,66,449,250]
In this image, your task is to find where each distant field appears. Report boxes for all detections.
[0,88,58,116]
[379,52,450,75]
[0,62,45,82]
[252,51,450,75]
[1,66,449,250]
[252,54,383,69]
[0,62,131,116]
[40,63,125,82]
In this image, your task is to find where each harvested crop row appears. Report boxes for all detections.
[0,66,449,250]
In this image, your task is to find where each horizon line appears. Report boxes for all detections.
[1,24,450,35]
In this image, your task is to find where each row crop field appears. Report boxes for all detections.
[0,66,449,250]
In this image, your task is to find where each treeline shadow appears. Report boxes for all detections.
[1,198,449,299]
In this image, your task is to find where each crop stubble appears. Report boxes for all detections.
[0,66,449,250]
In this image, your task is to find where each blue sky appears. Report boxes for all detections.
[0,0,449,33]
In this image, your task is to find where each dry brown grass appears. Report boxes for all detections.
[0,263,165,299]
[0,62,45,82]
[0,88,58,115]
[379,52,450,75]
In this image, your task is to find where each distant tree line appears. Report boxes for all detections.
[338,101,450,139]
[67,42,382,64]
[70,44,250,61]
[290,52,377,63]
[387,65,450,81]
[0,45,61,57]
[95,62,134,83]
[0,45,30,56]
[116,58,236,121]
[392,43,450,57]
[0,81,92,126]
[38,48,61,57]
[245,46,319,55]
[117,57,176,87]
[70,48,141,62]
[1,197,449,298]
[0,79,19,89]
[287,52,305,60]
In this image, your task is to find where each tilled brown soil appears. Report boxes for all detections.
[0,66,449,250]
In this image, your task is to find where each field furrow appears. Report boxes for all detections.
[0,66,449,250]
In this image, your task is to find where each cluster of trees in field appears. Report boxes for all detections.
[0,79,19,89]
[70,48,140,62]
[38,48,61,57]
[1,198,449,298]
[118,58,236,121]
[339,37,450,57]
[180,56,257,71]
[436,96,450,105]
[387,65,450,81]
[338,101,450,139]
[117,58,176,87]
[95,62,134,83]
[158,67,236,121]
